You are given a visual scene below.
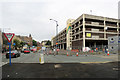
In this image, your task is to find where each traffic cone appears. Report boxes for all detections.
[107,51,110,56]
[67,53,69,56]
[76,53,78,56]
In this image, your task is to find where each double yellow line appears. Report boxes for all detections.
[80,61,111,64]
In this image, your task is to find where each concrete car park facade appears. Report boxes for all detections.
[51,14,120,50]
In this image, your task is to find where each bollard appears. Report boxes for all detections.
[39,54,44,64]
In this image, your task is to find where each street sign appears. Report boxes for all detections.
[13,43,16,45]
[4,33,15,66]
[4,33,15,42]
[86,33,91,37]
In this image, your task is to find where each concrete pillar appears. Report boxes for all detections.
[94,42,96,48]
[104,17,106,39]
[117,22,119,36]
[63,44,64,50]
[89,43,91,48]
[59,44,61,49]
[83,14,86,48]
[102,43,104,49]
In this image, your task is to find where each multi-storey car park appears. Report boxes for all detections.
[51,14,120,50]
[51,19,75,50]
[52,28,67,50]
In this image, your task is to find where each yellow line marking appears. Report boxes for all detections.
[80,61,111,64]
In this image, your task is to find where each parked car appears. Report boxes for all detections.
[24,49,30,53]
[21,48,27,53]
[31,48,37,52]
[6,50,20,59]
[82,47,91,52]
[31,48,34,51]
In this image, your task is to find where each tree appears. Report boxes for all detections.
[13,39,20,50]
[32,40,37,46]
[20,41,25,47]
[45,40,51,45]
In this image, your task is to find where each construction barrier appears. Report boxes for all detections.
[71,49,79,52]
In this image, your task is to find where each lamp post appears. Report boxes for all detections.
[50,19,59,55]
[50,19,58,36]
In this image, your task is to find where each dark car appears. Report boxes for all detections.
[24,49,30,53]
[6,50,20,59]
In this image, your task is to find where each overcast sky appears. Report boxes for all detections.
[0,0,119,42]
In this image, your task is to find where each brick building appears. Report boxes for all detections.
[16,34,33,46]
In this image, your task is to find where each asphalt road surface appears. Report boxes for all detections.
[1,52,119,79]
[2,62,119,79]
[2,52,118,64]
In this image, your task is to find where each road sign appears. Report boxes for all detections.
[4,33,15,42]
[4,33,15,66]
[86,33,91,37]
[13,43,15,45]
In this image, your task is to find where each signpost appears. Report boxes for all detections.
[4,33,15,65]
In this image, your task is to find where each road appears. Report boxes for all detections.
[2,52,119,64]
[1,52,119,79]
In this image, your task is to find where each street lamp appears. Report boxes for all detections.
[50,19,59,54]
[49,19,58,36]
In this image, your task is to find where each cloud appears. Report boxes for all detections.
[0,0,119,42]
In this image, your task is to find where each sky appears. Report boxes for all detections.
[0,0,119,42]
